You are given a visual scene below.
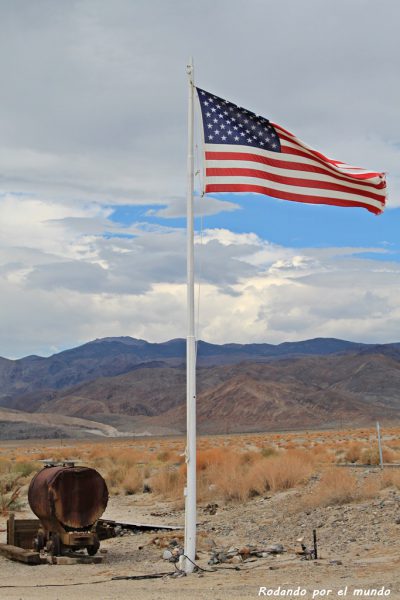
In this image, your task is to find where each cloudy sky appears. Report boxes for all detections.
[0,0,399,358]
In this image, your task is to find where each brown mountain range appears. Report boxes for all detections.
[25,351,400,434]
[1,338,400,437]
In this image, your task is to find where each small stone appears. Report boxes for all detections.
[217,552,227,563]
[329,560,343,566]
[265,543,284,554]
[163,550,173,560]
[395,517,400,525]
[229,555,242,564]
[99,548,108,554]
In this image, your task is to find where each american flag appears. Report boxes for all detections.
[196,88,387,215]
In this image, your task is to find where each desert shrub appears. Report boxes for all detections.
[380,469,400,489]
[306,468,379,508]
[311,445,336,464]
[14,461,39,478]
[0,459,40,514]
[206,455,250,502]
[150,466,185,499]
[142,464,152,479]
[102,459,128,493]
[362,446,397,465]
[260,446,278,458]
[344,442,365,463]
[197,448,315,503]
[197,448,229,471]
[0,474,23,514]
[240,451,258,465]
[260,450,315,492]
[157,450,172,462]
[149,447,315,505]
[121,466,144,495]
[0,459,11,475]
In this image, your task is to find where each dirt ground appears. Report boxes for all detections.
[1,470,399,600]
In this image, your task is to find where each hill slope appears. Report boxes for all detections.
[0,336,386,404]
[24,351,400,434]
[2,337,400,437]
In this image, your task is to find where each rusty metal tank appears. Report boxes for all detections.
[28,465,108,535]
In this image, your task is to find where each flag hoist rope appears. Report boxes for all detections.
[182,57,196,574]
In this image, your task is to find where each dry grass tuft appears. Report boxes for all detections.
[0,477,22,514]
[361,446,398,465]
[150,466,185,499]
[259,445,278,458]
[344,442,365,463]
[0,458,40,514]
[241,450,315,496]
[380,469,400,489]
[121,466,144,495]
[150,447,316,506]
[305,468,380,508]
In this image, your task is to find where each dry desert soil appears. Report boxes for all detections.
[1,432,400,599]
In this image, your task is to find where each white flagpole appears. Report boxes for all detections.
[183,57,196,573]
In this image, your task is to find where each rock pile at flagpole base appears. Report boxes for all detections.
[207,542,285,565]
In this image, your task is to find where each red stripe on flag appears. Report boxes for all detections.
[205,183,383,215]
[205,152,385,189]
[205,167,385,202]
[273,124,374,172]
[281,146,383,181]
[278,137,381,179]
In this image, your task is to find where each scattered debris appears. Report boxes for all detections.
[152,533,184,549]
[97,518,182,538]
[155,532,277,566]
[153,532,188,562]
[203,503,219,515]
[149,511,171,517]
[296,530,318,560]
[208,543,285,565]
[264,543,284,554]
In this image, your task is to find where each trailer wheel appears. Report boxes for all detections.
[87,541,100,556]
